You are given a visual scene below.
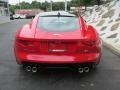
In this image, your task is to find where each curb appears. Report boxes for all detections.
[103,40,120,57]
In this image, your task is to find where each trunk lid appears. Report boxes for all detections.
[34,28,83,53]
[35,28,83,40]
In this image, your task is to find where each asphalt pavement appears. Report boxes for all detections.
[0,16,10,24]
[0,19,120,90]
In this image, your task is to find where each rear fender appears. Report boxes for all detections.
[16,15,39,40]
[85,25,99,41]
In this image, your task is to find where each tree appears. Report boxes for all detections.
[20,2,30,9]
[71,0,102,10]
[41,1,49,11]
[52,2,65,11]
[67,2,72,11]
[9,4,20,14]
[71,0,93,10]
[96,0,101,5]
[31,1,41,9]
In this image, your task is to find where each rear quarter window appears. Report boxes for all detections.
[37,16,80,32]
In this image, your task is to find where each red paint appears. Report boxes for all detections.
[14,13,102,65]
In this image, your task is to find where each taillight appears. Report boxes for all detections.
[77,40,99,53]
[15,39,39,53]
[16,40,32,46]
[82,40,97,46]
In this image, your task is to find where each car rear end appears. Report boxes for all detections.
[14,12,102,72]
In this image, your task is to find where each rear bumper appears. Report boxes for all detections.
[15,53,101,64]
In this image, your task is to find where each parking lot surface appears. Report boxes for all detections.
[0,20,120,90]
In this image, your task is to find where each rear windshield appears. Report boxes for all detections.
[37,16,80,32]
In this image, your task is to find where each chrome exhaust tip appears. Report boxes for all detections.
[78,68,84,73]
[32,66,37,73]
[25,66,31,72]
[84,67,90,73]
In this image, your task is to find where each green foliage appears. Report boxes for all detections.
[9,4,19,14]
[71,0,102,7]
[30,1,41,9]
[9,0,102,13]
[20,2,30,9]
[52,2,65,11]
[71,0,93,7]
[9,1,71,12]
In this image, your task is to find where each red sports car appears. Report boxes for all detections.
[14,11,102,73]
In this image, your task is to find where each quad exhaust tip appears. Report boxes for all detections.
[25,66,38,73]
[78,68,84,73]
[25,66,31,72]
[84,67,90,73]
[78,67,90,73]
[25,65,89,73]
[32,66,38,73]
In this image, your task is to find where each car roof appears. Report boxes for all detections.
[38,11,76,17]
